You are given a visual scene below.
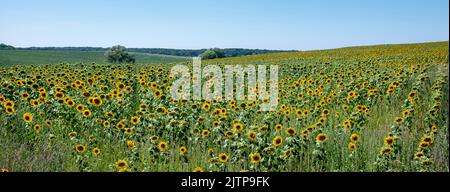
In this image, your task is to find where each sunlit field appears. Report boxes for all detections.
[0,42,448,172]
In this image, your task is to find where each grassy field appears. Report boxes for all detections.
[0,42,448,172]
[0,50,189,66]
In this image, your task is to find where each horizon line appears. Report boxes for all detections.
[2,40,448,52]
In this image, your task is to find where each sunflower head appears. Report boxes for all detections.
[192,167,204,172]
[23,112,33,123]
[247,131,256,141]
[75,144,86,153]
[384,136,395,146]
[272,136,283,147]
[250,152,261,164]
[218,153,229,163]
[274,124,283,132]
[179,146,188,155]
[350,134,360,142]
[348,142,357,151]
[130,116,140,125]
[233,122,244,132]
[201,130,210,137]
[225,131,234,139]
[158,141,168,151]
[285,127,296,136]
[315,133,328,143]
[92,147,101,156]
[115,160,128,169]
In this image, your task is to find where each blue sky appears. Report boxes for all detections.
[0,0,448,50]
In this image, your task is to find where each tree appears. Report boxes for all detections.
[104,45,135,64]
[0,43,15,50]
[200,48,226,60]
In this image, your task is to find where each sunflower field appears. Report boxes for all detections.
[0,42,448,172]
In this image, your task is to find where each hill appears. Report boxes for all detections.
[0,50,189,65]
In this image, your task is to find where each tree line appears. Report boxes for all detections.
[1,43,294,57]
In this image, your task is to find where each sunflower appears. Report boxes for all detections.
[1,168,8,172]
[247,131,256,141]
[233,122,244,132]
[193,167,204,172]
[30,99,40,107]
[250,152,261,164]
[103,121,110,127]
[127,140,135,150]
[55,92,65,99]
[419,141,430,148]
[414,151,424,159]
[283,149,292,160]
[158,141,168,151]
[82,109,92,117]
[4,100,14,108]
[68,131,77,139]
[295,109,302,117]
[45,119,52,127]
[65,99,75,107]
[350,134,360,142]
[274,124,283,132]
[347,91,357,98]
[315,133,328,143]
[348,142,356,151]
[421,136,433,143]
[224,131,234,139]
[179,146,188,155]
[380,147,393,155]
[22,112,33,123]
[124,128,134,135]
[116,121,125,129]
[92,97,102,106]
[218,153,229,163]
[33,124,41,132]
[5,107,14,114]
[76,104,84,112]
[202,102,211,111]
[285,127,296,136]
[105,111,114,118]
[150,135,159,142]
[92,147,101,156]
[75,144,86,153]
[303,110,309,117]
[130,116,140,125]
[272,136,283,147]
[341,105,349,110]
[402,110,411,117]
[386,88,394,95]
[384,136,394,146]
[201,130,210,137]
[115,160,128,169]
[301,129,309,138]
[394,117,403,124]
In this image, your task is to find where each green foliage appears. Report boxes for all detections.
[104,45,136,64]
[0,43,15,50]
[200,48,226,60]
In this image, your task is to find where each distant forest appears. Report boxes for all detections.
[1,43,294,57]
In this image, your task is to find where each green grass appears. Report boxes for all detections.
[0,50,189,66]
